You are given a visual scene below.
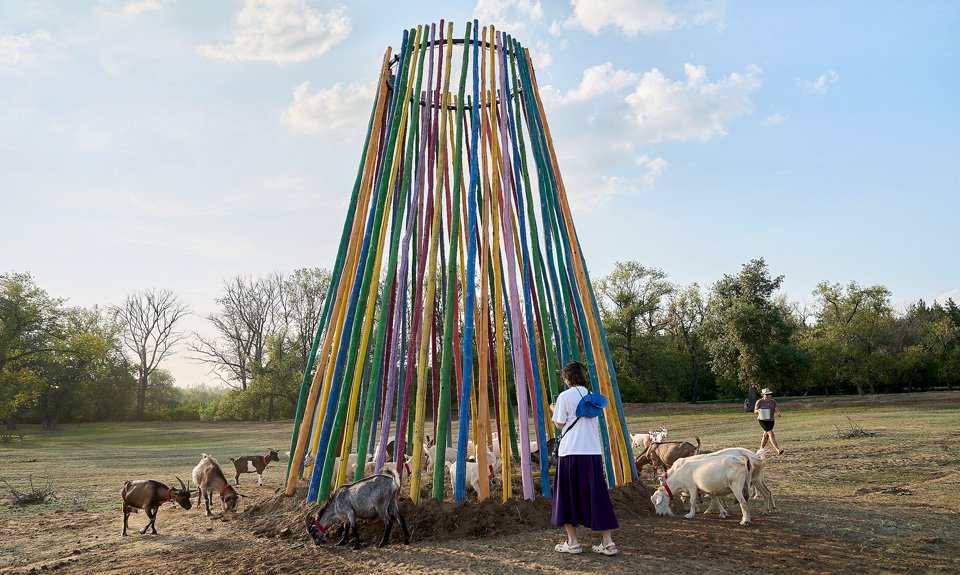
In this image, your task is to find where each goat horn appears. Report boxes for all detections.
[176,476,187,491]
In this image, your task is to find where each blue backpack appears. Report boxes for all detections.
[553,389,608,460]
[575,391,608,418]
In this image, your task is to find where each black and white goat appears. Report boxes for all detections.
[306,473,410,549]
[120,477,193,536]
[192,453,243,516]
[229,449,280,485]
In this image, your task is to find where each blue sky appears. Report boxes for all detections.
[2,0,958,387]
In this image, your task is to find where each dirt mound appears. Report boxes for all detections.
[239,479,655,545]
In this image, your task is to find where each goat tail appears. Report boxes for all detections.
[744,455,754,498]
[756,447,769,461]
[694,436,701,453]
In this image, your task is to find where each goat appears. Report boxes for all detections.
[636,437,700,475]
[448,458,503,497]
[192,453,243,516]
[307,473,410,549]
[668,447,776,513]
[530,438,558,464]
[362,455,416,479]
[298,453,317,479]
[425,444,458,468]
[120,478,192,536]
[651,454,753,525]
[631,427,669,453]
[229,449,279,486]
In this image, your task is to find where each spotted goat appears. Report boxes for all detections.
[230,449,280,486]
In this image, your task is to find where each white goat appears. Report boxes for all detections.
[631,427,669,453]
[651,454,753,525]
[668,447,776,513]
[362,457,413,479]
[426,444,458,468]
[448,458,503,497]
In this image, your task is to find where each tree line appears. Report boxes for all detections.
[3,259,957,428]
[595,259,960,404]
[0,269,329,428]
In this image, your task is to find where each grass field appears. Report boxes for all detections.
[1,392,958,574]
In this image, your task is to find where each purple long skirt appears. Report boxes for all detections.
[551,454,619,530]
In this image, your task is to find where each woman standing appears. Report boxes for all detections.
[550,361,619,556]
[754,388,784,454]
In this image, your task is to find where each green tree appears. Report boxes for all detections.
[32,306,118,428]
[246,333,302,420]
[594,262,674,401]
[702,259,794,403]
[144,369,182,417]
[808,281,893,395]
[664,283,715,402]
[0,273,66,427]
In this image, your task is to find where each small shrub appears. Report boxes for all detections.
[1,476,58,505]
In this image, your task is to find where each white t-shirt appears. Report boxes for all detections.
[551,386,603,457]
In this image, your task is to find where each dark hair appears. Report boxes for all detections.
[561,361,588,388]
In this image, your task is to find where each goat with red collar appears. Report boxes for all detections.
[120,477,193,536]
[192,453,244,516]
[650,453,753,525]
[306,473,410,549]
[229,449,280,486]
[447,456,502,498]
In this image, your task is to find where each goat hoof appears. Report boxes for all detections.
[352,544,362,551]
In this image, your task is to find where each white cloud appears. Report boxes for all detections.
[199,0,350,63]
[473,0,543,28]
[635,155,669,186]
[544,62,638,104]
[624,63,762,143]
[282,81,375,134]
[96,0,171,18]
[935,289,960,305]
[562,0,725,36]
[474,0,543,35]
[530,40,552,69]
[796,70,839,94]
[567,175,633,210]
[0,31,51,74]
[540,61,758,208]
[763,112,788,127]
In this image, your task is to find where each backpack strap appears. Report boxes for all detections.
[553,388,588,460]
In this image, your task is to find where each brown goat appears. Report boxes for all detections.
[229,449,279,485]
[636,437,701,475]
[192,453,243,516]
[120,478,192,536]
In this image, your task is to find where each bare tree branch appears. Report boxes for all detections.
[112,289,189,419]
